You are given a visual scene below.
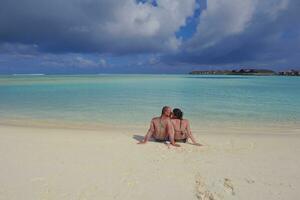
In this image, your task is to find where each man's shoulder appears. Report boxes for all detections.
[151,117,160,121]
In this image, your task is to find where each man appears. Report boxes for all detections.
[138,106,180,147]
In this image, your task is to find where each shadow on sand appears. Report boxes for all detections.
[132,135,157,142]
[132,135,144,142]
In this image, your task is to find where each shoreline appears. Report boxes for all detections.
[1,118,299,135]
[1,124,300,199]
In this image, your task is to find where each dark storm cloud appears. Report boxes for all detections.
[0,0,195,54]
[0,0,299,73]
[164,0,300,69]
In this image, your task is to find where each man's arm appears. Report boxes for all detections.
[138,119,155,144]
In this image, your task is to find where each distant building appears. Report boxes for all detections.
[278,70,299,76]
[190,68,300,76]
[189,68,276,75]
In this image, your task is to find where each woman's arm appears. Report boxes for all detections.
[186,120,202,146]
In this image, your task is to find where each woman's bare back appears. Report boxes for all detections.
[171,119,189,140]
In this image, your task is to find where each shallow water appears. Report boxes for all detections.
[0,74,299,132]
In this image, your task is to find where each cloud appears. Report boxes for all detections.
[165,0,300,69]
[0,0,196,54]
[0,43,39,56]
[0,0,299,73]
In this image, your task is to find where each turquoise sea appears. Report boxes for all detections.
[0,74,299,132]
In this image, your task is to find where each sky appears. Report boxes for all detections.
[0,0,299,74]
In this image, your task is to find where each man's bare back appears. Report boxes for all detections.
[149,117,172,140]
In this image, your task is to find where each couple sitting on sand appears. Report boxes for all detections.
[138,106,202,147]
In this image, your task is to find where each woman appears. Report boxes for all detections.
[171,108,202,146]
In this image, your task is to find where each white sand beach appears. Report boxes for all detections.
[0,125,300,200]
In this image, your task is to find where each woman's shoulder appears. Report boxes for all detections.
[170,118,177,123]
[182,119,189,124]
[171,118,189,122]
[171,118,180,124]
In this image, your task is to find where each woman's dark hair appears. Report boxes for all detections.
[173,108,183,120]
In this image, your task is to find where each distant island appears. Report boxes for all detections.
[189,69,300,76]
